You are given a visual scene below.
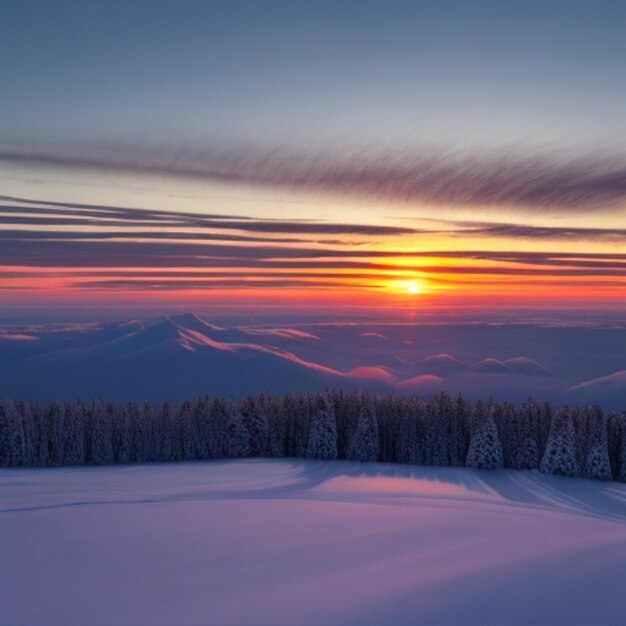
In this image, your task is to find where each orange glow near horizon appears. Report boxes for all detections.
[0,176,624,315]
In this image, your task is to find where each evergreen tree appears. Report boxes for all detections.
[466,411,503,470]
[227,406,250,458]
[345,398,379,462]
[180,399,201,460]
[205,399,230,459]
[540,407,577,477]
[583,406,611,481]
[90,400,114,465]
[449,395,471,467]
[193,397,215,460]
[619,414,626,483]
[112,405,133,464]
[516,399,541,469]
[17,401,35,466]
[494,402,518,468]
[47,401,65,466]
[63,401,85,465]
[305,395,338,460]
[515,437,539,470]
[267,396,289,458]
[424,392,451,466]
[241,395,270,457]
[0,399,25,466]
[31,401,49,467]
[394,398,423,465]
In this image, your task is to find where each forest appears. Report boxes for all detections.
[1,391,625,482]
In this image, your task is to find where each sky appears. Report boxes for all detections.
[0,0,624,318]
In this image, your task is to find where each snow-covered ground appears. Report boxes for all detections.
[2,460,626,626]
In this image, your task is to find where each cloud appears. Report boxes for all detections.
[0,199,417,237]
[449,221,626,240]
[3,141,626,212]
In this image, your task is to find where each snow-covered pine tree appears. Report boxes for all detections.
[156,402,175,461]
[619,414,626,483]
[375,395,397,463]
[227,405,251,458]
[539,401,553,456]
[192,397,213,460]
[515,399,541,469]
[305,395,338,460]
[583,406,611,481]
[89,399,114,465]
[267,395,289,458]
[63,401,85,465]
[205,398,230,459]
[540,407,577,477]
[128,402,151,463]
[17,401,35,466]
[345,397,379,462]
[394,398,424,465]
[112,404,133,464]
[466,403,503,469]
[180,399,201,461]
[332,389,362,459]
[494,402,518,468]
[515,437,539,470]
[0,399,25,466]
[571,406,589,471]
[448,395,471,467]
[47,401,66,466]
[424,392,451,466]
[30,401,49,466]
[607,411,622,479]
[241,395,270,457]
[294,394,314,459]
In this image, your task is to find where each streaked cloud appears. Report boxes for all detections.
[3,141,626,212]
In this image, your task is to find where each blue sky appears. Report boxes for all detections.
[2,0,626,151]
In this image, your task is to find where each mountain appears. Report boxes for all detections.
[420,354,467,375]
[0,314,623,408]
[0,316,391,403]
[566,370,626,409]
[471,358,512,373]
[504,357,552,376]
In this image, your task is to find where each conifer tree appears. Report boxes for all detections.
[112,405,133,464]
[515,437,539,470]
[619,414,626,483]
[583,406,611,480]
[466,409,503,470]
[17,401,35,466]
[540,407,577,477]
[47,401,65,466]
[63,401,85,465]
[90,400,114,465]
[31,401,49,467]
[0,399,25,466]
[346,398,379,462]
[227,406,250,458]
[394,398,423,465]
[305,395,338,460]
[241,395,270,457]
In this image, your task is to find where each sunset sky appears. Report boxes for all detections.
[1,0,624,317]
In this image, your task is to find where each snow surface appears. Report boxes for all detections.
[2,460,626,626]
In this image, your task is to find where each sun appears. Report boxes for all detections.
[405,281,421,295]
[387,278,424,296]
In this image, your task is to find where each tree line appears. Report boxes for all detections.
[0,391,625,482]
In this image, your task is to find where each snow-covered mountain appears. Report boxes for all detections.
[0,315,389,402]
[0,314,623,407]
[567,370,626,407]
